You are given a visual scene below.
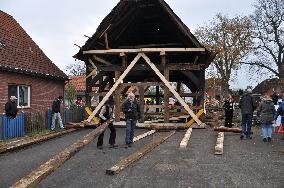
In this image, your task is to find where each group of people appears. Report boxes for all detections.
[223,89,284,142]
[97,92,140,149]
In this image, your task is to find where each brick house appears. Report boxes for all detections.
[0,11,68,113]
[253,78,283,97]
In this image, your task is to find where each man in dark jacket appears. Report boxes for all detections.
[122,92,140,147]
[239,89,256,139]
[97,98,117,149]
[51,96,64,130]
[5,96,18,118]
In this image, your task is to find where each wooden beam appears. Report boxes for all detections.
[88,58,97,68]
[104,33,109,49]
[86,68,97,79]
[106,131,175,175]
[139,84,145,122]
[86,53,142,122]
[114,71,121,122]
[186,109,204,127]
[148,124,187,130]
[133,130,156,142]
[168,64,201,70]
[0,129,76,154]
[180,128,192,148]
[164,64,169,122]
[83,48,206,54]
[213,127,241,133]
[11,120,112,188]
[140,53,203,126]
[215,132,224,155]
[97,64,202,72]
[93,55,112,66]
[120,82,162,88]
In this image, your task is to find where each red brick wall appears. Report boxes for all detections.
[0,71,65,113]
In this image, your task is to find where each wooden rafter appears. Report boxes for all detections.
[93,55,112,66]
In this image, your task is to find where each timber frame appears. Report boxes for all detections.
[74,0,213,124]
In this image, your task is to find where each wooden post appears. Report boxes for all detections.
[155,86,160,112]
[85,65,92,107]
[139,83,145,122]
[114,71,121,122]
[162,54,169,122]
[177,82,181,112]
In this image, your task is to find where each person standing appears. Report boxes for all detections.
[5,96,18,118]
[223,94,234,128]
[239,89,256,139]
[274,91,284,140]
[51,96,64,130]
[257,95,275,142]
[97,98,117,149]
[122,92,140,147]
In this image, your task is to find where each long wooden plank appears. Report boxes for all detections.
[148,124,187,130]
[141,53,203,126]
[0,129,76,154]
[133,130,156,142]
[180,128,193,148]
[214,127,241,133]
[86,53,142,122]
[83,48,206,54]
[215,132,224,155]
[106,131,175,175]
[11,120,112,188]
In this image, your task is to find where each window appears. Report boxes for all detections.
[8,85,31,108]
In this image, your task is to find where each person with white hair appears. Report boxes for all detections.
[5,96,18,118]
[122,92,140,147]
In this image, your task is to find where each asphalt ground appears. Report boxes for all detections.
[0,129,91,187]
[33,127,284,188]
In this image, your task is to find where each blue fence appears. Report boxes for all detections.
[1,112,25,141]
[47,107,84,130]
[1,107,84,141]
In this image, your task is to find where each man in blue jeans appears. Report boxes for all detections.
[239,89,256,139]
[122,92,140,147]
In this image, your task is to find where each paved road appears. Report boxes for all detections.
[1,126,284,188]
[0,129,91,187]
[36,127,284,188]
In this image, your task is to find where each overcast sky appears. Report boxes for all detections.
[1,0,257,89]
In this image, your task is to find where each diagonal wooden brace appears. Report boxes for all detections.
[140,53,203,125]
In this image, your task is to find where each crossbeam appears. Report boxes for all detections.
[83,48,205,54]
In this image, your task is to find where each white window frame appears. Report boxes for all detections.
[17,85,31,108]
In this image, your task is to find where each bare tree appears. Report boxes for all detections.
[65,61,86,76]
[195,14,254,94]
[243,0,284,78]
